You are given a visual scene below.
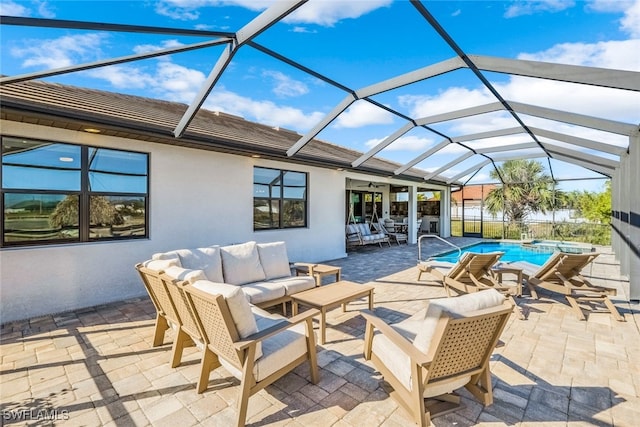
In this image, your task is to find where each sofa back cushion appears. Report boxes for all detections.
[257,242,291,280]
[153,247,224,283]
[220,241,267,285]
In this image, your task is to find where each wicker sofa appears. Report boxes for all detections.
[143,241,316,310]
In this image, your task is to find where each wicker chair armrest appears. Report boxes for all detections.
[360,310,431,366]
[234,308,320,350]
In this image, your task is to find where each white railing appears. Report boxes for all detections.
[417,234,462,262]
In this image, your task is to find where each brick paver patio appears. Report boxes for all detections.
[1,239,639,426]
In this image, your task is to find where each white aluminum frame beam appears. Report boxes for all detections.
[394,139,450,175]
[471,55,640,92]
[352,122,415,167]
[476,142,538,154]
[531,127,627,156]
[509,101,638,136]
[291,56,466,158]
[0,38,232,85]
[415,102,504,126]
[424,151,474,180]
[451,126,524,143]
[174,0,306,138]
[549,152,614,176]
[446,159,492,183]
[352,102,506,167]
[543,143,619,169]
[287,94,357,156]
[355,57,465,98]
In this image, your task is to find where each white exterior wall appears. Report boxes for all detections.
[0,121,347,323]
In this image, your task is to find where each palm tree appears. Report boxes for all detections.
[484,160,561,224]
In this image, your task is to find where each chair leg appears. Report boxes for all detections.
[566,295,587,321]
[170,329,193,368]
[152,314,169,347]
[305,318,319,384]
[196,348,220,393]
[602,297,625,321]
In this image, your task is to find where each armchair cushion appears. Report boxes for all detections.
[240,282,286,305]
[142,257,181,271]
[257,242,291,279]
[220,241,267,285]
[191,280,261,359]
[412,289,505,353]
[221,306,309,382]
[163,266,207,283]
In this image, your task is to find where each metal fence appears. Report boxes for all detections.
[450,217,611,245]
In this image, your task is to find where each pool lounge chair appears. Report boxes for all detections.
[418,251,523,319]
[508,252,625,322]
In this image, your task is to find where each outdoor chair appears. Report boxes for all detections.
[135,262,207,367]
[508,252,624,321]
[362,289,512,427]
[417,251,523,319]
[376,219,408,245]
[182,282,319,427]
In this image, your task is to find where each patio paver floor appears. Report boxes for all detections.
[1,238,639,426]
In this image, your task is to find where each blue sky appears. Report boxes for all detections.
[1,0,639,192]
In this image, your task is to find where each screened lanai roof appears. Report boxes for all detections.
[1,0,638,188]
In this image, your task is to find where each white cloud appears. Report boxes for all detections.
[37,1,56,18]
[87,65,157,90]
[620,0,640,37]
[0,1,30,16]
[518,39,640,71]
[133,40,185,55]
[399,86,496,118]
[400,36,639,139]
[364,134,434,152]
[334,101,395,129]
[11,33,106,69]
[286,0,392,26]
[504,0,575,18]
[291,26,317,33]
[203,89,325,131]
[262,70,309,97]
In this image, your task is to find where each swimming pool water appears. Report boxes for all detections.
[430,242,554,266]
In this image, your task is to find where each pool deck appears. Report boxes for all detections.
[1,237,639,426]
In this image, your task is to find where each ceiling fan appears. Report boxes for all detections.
[356,182,385,188]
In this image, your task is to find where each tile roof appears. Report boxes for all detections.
[0,79,438,184]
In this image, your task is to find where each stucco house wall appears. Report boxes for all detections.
[0,120,348,323]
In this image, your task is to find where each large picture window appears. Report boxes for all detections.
[253,167,307,230]
[1,137,149,246]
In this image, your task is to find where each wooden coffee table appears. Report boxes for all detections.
[291,280,374,344]
[294,263,342,287]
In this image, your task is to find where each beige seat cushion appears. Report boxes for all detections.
[220,242,266,285]
[221,306,310,382]
[268,276,316,295]
[257,242,292,279]
[240,281,286,305]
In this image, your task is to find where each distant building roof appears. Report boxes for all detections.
[451,184,497,202]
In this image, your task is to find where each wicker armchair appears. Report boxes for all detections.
[183,283,319,427]
[136,263,205,367]
[362,289,512,427]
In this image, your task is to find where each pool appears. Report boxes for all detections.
[430,242,555,266]
[527,240,593,254]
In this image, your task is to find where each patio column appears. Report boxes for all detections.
[629,134,640,300]
[408,185,418,244]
